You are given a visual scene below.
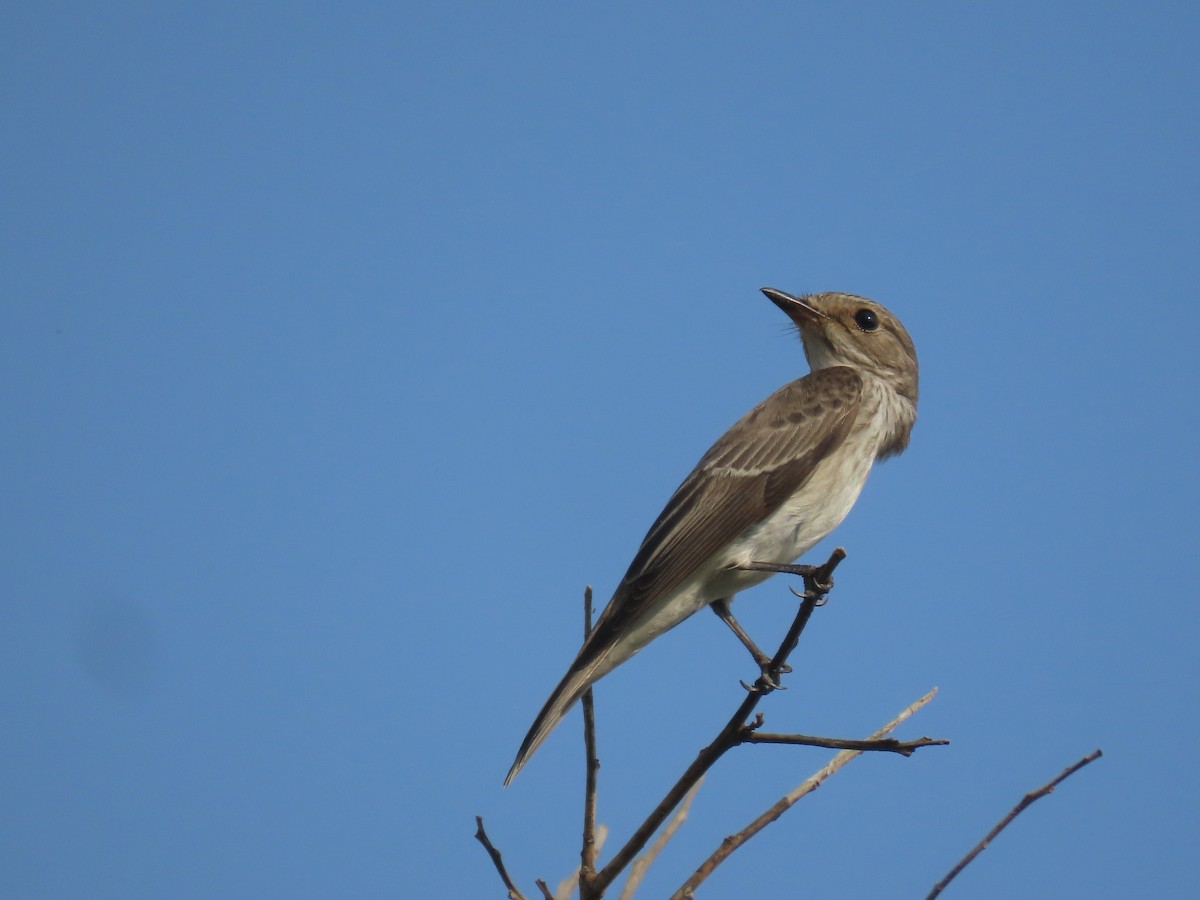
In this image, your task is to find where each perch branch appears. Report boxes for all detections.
[590,547,846,896]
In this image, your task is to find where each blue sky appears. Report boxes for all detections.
[4,3,1198,898]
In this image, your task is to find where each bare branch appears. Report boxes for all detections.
[925,748,1103,899]
[580,585,601,899]
[619,778,705,900]
[670,688,940,899]
[746,729,948,756]
[591,548,846,896]
[475,816,530,900]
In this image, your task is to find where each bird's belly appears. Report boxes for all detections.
[726,443,875,572]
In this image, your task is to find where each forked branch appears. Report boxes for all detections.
[479,549,952,899]
[670,688,941,899]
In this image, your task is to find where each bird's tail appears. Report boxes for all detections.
[504,650,610,786]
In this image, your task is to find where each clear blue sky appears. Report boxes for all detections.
[4,3,1198,898]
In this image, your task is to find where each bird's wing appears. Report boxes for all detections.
[591,365,864,642]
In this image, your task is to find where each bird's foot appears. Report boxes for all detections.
[739,659,791,694]
[743,559,836,604]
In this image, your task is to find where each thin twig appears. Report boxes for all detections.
[580,586,601,899]
[925,748,1103,899]
[746,730,948,756]
[670,688,940,900]
[533,880,554,900]
[474,816,530,900]
[591,548,846,896]
[619,778,704,900]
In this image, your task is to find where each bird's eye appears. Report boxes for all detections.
[853,309,879,332]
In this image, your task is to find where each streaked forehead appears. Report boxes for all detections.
[812,291,878,308]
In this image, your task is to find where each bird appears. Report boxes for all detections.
[504,287,918,785]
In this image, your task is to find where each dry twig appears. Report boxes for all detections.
[925,748,1103,898]
[745,723,947,756]
[475,816,530,900]
[589,548,846,896]
[580,586,601,899]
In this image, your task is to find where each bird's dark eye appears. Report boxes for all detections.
[854,309,879,332]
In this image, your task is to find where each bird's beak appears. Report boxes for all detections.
[761,287,826,326]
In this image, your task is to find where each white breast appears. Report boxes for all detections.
[728,432,877,569]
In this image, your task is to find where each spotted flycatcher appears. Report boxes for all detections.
[505,288,918,785]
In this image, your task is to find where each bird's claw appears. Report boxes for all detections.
[741,664,788,694]
[789,578,834,604]
[741,678,785,694]
[810,575,835,595]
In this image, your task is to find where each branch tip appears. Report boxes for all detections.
[925,749,1103,899]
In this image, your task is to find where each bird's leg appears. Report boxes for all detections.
[710,599,770,667]
[709,598,790,689]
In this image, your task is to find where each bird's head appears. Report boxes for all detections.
[762,288,919,407]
